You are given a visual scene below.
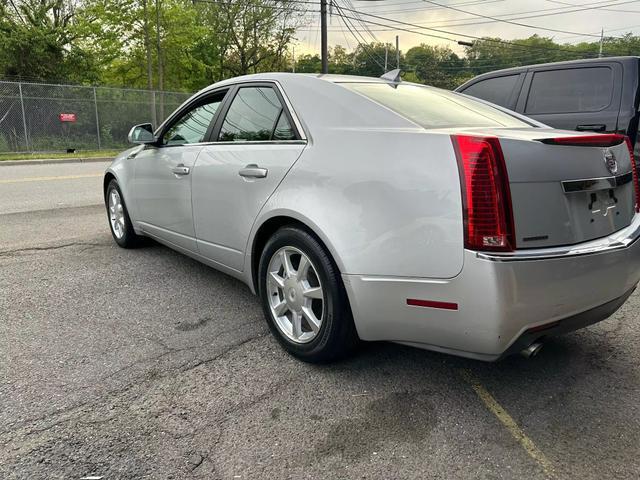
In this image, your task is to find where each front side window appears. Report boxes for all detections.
[343,83,531,129]
[525,67,613,115]
[162,92,226,145]
[461,74,519,108]
[218,87,296,142]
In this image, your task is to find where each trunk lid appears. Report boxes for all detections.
[457,127,637,249]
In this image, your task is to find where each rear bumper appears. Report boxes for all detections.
[343,215,640,361]
[498,285,636,359]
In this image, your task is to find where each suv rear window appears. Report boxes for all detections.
[525,67,613,115]
[343,83,530,129]
[460,74,519,108]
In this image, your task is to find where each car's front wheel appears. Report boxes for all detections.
[258,226,358,363]
[105,179,143,248]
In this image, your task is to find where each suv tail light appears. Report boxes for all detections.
[623,136,640,213]
[451,135,515,252]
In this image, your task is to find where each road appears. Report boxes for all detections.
[1,161,639,479]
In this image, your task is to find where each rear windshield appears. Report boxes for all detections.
[342,83,531,129]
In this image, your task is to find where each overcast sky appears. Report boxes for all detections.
[293,0,640,55]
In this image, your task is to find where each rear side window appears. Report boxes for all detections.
[343,83,530,129]
[525,67,613,114]
[218,86,296,142]
[460,74,519,108]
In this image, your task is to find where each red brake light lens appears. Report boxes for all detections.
[539,134,626,148]
[623,136,640,213]
[452,135,515,252]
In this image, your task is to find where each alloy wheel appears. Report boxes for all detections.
[108,189,125,239]
[266,246,325,343]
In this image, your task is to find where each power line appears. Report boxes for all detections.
[349,0,505,15]
[379,0,638,26]
[545,0,640,14]
[333,4,618,56]
[343,0,381,43]
[333,0,639,28]
[415,0,640,31]
[419,0,602,37]
[333,2,386,69]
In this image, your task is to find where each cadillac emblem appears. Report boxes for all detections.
[603,148,618,175]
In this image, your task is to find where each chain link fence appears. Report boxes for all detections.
[0,80,192,153]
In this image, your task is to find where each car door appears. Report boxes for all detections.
[192,83,307,271]
[132,89,228,252]
[515,63,622,133]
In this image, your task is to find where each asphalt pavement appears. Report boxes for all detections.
[1,161,639,479]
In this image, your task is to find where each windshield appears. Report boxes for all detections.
[342,83,531,129]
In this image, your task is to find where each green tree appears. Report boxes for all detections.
[295,53,321,73]
[464,35,586,75]
[404,44,465,89]
[352,42,399,77]
[0,0,98,82]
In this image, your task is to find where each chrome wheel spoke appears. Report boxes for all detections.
[273,300,288,317]
[280,250,295,278]
[302,286,322,300]
[302,306,320,333]
[291,311,302,339]
[297,255,309,278]
[269,271,286,289]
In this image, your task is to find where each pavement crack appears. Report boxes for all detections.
[178,334,266,373]
[189,453,208,471]
[0,241,105,257]
[0,334,267,444]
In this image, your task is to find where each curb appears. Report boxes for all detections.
[0,157,113,167]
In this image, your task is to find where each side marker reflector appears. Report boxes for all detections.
[407,298,458,311]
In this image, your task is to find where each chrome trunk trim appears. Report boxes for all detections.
[561,171,633,193]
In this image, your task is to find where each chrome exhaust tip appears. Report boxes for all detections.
[520,342,544,359]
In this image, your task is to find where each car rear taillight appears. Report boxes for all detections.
[623,136,640,213]
[538,134,626,147]
[451,135,515,252]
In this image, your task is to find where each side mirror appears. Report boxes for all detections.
[128,123,156,144]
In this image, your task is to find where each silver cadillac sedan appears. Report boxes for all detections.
[104,72,640,362]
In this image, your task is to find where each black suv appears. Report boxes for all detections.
[456,56,640,153]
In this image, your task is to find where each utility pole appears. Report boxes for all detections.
[599,28,604,58]
[384,44,388,73]
[143,0,153,90]
[143,0,156,127]
[292,46,296,73]
[156,0,164,119]
[396,35,400,69]
[321,0,328,73]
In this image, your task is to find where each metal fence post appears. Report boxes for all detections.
[93,87,101,150]
[151,90,158,128]
[18,82,29,151]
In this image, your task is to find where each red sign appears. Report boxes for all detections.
[58,113,77,123]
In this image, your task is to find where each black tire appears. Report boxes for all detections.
[105,179,143,248]
[258,226,359,363]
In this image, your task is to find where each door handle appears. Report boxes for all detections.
[576,124,606,132]
[172,164,190,176]
[239,164,268,179]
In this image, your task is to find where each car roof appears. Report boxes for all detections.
[197,72,390,94]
